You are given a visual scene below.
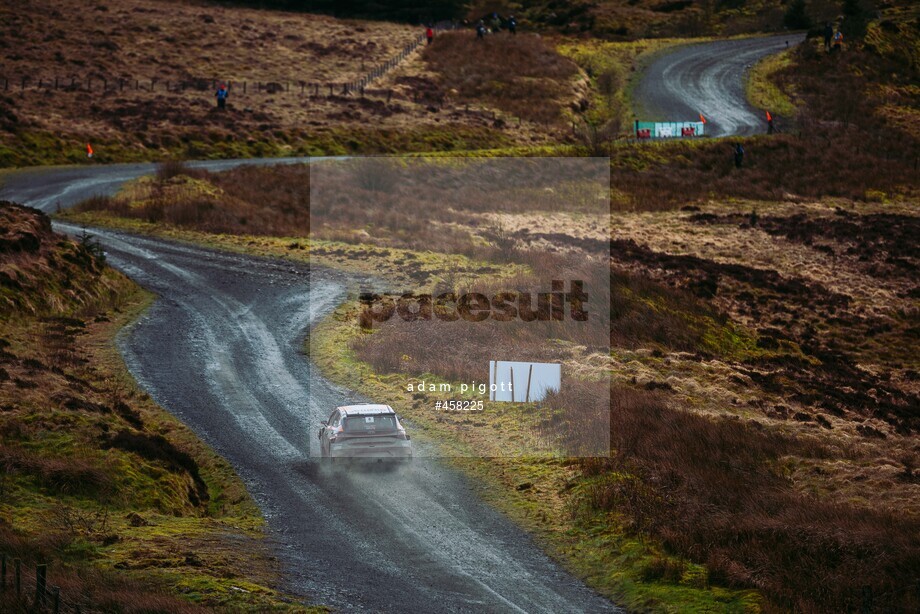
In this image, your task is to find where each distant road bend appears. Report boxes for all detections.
[634,33,806,137]
[0,161,619,613]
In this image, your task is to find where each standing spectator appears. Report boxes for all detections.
[215,83,229,110]
[508,15,517,35]
[766,111,774,134]
[823,22,834,52]
[833,29,844,52]
[734,143,745,169]
[426,26,434,45]
[491,13,502,32]
[476,20,485,40]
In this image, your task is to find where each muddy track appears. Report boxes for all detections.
[0,166,619,613]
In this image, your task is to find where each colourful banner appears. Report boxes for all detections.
[635,121,705,139]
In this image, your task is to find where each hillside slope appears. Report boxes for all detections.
[0,202,315,611]
[0,0,536,165]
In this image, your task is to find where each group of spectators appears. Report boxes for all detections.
[422,13,519,46]
[823,22,845,52]
[475,13,517,39]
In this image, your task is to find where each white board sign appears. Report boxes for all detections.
[489,361,561,403]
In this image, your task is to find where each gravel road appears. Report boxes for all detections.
[0,35,794,607]
[633,33,806,137]
[1,166,619,613]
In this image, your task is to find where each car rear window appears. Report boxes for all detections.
[343,414,397,434]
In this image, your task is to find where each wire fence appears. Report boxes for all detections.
[0,24,455,101]
[0,553,93,613]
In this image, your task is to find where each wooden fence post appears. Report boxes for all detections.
[35,563,47,607]
[51,585,60,614]
[1,553,6,592]
[14,558,20,596]
[525,364,533,402]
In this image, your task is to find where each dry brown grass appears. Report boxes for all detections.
[350,231,920,610]
[0,0,410,137]
[422,31,583,125]
[0,0,526,165]
[353,252,609,378]
[571,384,920,612]
[76,162,311,235]
[0,203,290,611]
[0,202,119,317]
[0,538,207,613]
[2,0,417,85]
[607,131,917,211]
[0,444,113,497]
[75,158,609,258]
[344,185,919,610]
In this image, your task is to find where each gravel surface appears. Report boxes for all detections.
[2,166,619,613]
[633,34,805,137]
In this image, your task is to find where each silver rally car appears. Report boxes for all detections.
[318,404,412,460]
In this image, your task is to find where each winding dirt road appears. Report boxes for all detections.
[633,33,805,137]
[0,33,800,611]
[1,165,619,613]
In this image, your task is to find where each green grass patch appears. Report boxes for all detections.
[745,49,797,118]
[0,124,510,168]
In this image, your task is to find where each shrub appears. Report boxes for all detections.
[783,0,812,30]
[0,445,112,496]
[574,386,920,612]
[155,159,193,182]
[423,32,579,124]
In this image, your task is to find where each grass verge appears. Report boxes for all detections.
[0,202,322,611]
[309,300,763,612]
[745,48,797,118]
